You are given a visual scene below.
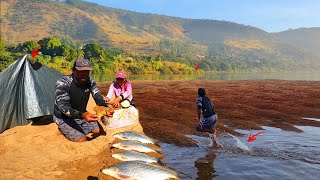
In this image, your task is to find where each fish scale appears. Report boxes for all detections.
[101,161,179,180]
[112,140,161,153]
[113,131,157,144]
[112,150,161,164]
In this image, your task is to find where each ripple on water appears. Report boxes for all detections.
[161,126,320,179]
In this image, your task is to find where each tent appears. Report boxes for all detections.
[0,54,63,133]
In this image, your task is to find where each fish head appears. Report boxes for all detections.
[101,166,120,177]
[111,153,127,161]
[101,166,132,179]
[113,133,127,140]
[111,142,121,149]
[112,142,128,149]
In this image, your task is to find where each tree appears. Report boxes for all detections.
[76,48,84,58]
[38,37,62,57]
[219,62,232,71]
[152,61,163,71]
[83,43,106,60]
[16,40,39,53]
[0,39,6,51]
[60,44,76,61]
[0,52,14,72]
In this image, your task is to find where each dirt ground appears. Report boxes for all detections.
[1,80,320,179]
[98,79,320,146]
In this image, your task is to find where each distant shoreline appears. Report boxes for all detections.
[94,72,320,82]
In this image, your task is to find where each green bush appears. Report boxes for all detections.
[36,55,51,64]
[0,51,14,72]
[158,65,172,74]
[128,66,144,74]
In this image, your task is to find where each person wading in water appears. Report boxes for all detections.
[196,88,221,147]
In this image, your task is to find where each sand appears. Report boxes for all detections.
[0,114,144,180]
[1,80,320,179]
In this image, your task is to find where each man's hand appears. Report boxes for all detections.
[105,97,112,104]
[82,112,99,122]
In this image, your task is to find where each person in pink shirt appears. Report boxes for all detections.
[105,71,133,108]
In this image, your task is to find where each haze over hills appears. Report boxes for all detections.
[1,0,320,71]
[274,28,320,57]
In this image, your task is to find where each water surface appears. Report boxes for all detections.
[161,126,320,179]
[93,72,320,82]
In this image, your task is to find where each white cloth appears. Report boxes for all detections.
[104,106,139,129]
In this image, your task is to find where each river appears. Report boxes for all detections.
[93,72,320,82]
[161,125,320,179]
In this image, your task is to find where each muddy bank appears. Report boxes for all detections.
[98,80,320,146]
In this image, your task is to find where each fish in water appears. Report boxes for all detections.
[112,150,163,164]
[112,140,161,153]
[114,131,157,145]
[101,161,180,180]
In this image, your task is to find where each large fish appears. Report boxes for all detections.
[112,150,163,164]
[112,140,161,153]
[101,161,180,180]
[113,131,158,145]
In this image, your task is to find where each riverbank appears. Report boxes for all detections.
[0,80,319,179]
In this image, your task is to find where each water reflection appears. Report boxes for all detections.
[93,72,320,82]
[195,150,218,180]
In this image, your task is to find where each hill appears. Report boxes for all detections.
[275,27,320,57]
[1,0,320,72]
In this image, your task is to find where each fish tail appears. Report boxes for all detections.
[164,165,192,179]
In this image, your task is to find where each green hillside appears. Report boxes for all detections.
[1,0,320,73]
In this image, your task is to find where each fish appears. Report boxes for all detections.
[113,131,156,144]
[112,140,161,154]
[101,161,180,180]
[112,150,163,164]
[113,131,158,145]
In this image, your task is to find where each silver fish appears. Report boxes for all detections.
[101,161,179,180]
[112,140,161,153]
[114,131,157,145]
[112,150,163,164]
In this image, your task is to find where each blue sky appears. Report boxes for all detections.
[84,0,320,32]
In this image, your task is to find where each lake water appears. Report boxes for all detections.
[93,72,320,82]
[160,125,320,180]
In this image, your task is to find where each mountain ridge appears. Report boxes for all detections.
[1,0,320,71]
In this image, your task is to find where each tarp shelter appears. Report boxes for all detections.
[0,54,63,133]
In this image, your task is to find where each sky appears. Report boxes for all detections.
[84,0,320,32]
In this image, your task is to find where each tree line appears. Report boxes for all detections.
[2,36,318,74]
[0,37,203,75]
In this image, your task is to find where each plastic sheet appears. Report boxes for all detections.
[0,54,63,133]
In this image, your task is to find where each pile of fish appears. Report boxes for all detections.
[100,131,180,180]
